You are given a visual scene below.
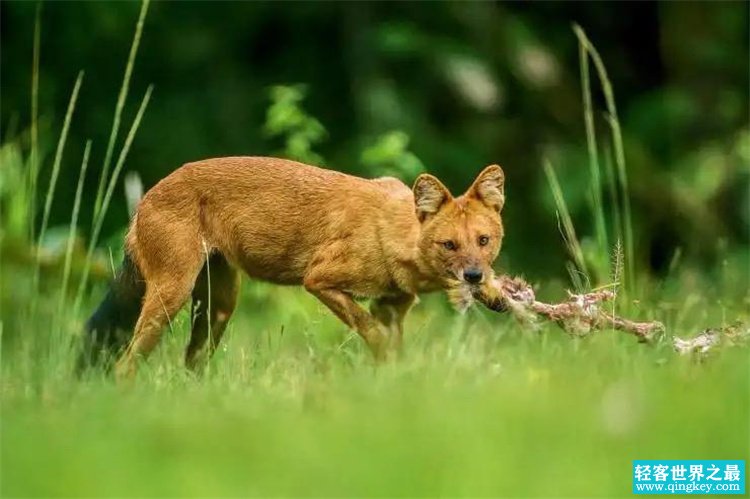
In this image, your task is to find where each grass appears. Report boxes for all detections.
[542,25,634,295]
[574,24,635,294]
[32,70,84,297]
[91,0,150,222]
[577,31,608,267]
[73,85,154,316]
[543,158,588,292]
[27,2,41,244]
[57,140,92,320]
[1,274,748,497]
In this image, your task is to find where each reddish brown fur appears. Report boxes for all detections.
[114,157,505,379]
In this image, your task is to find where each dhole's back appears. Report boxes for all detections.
[129,157,418,287]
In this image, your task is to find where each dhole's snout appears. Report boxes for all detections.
[463,267,484,284]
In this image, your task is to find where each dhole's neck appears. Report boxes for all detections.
[410,255,446,293]
[383,221,444,295]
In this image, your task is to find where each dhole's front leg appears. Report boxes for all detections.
[370,294,415,351]
[303,282,390,359]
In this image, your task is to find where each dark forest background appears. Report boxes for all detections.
[2,1,748,283]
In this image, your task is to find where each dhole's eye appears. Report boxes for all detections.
[478,235,490,246]
[442,240,457,251]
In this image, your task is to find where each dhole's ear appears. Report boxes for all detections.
[467,164,505,212]
[413,174,452,222]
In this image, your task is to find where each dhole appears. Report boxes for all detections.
[79,157,505,378]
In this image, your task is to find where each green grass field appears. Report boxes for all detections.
[2,269,748,497]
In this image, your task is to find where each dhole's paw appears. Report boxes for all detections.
[366,324,398,362]
[114,356,137,383]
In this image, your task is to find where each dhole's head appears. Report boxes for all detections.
[413,165,505,287]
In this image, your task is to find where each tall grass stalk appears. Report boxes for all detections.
[92,0,150,223]
[108,247,117,279]
[543,159,588,290]
[606,109,635,291]
[602,143,624,262]
[203,239,212,376]
[74,85,154,316]
[28,2,41,243]
[58,140,92,320]
[610,238,624,320]
[573,24,635,293]
[565,262,586,293]
[32,71,84,295]
[577,36,608,265]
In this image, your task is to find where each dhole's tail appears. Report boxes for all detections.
[76,252,145,372]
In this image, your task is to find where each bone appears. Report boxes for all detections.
[672,322,750,355]
[467,274,665,342]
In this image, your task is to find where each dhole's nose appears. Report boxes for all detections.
[463,268,483,284]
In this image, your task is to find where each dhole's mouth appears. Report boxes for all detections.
[445,282,475,313]
[444,271,463,285]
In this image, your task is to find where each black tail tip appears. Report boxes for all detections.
[76,311,132,375]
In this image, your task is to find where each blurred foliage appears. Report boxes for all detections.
[264,84,327,165]
[360,130,425,182]
[0,1,748,284]
[0,142,31,241]
[0,141,111,293]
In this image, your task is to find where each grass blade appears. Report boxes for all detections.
[74,85,154,315]
[573,24,635,294]
[28,2,42,243]
[577,33,608,267]
[610,237,624,321]
[33,70,84,294]
[606,109,635,292]
[544,158,589,290]
[602,143,623,259]
[203,239,212,376]
[92,0,150,223]
[58,140,92,320]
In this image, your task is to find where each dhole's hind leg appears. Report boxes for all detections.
[114,270,201,380]
[185,253,240,372]
[114,222,205,380]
